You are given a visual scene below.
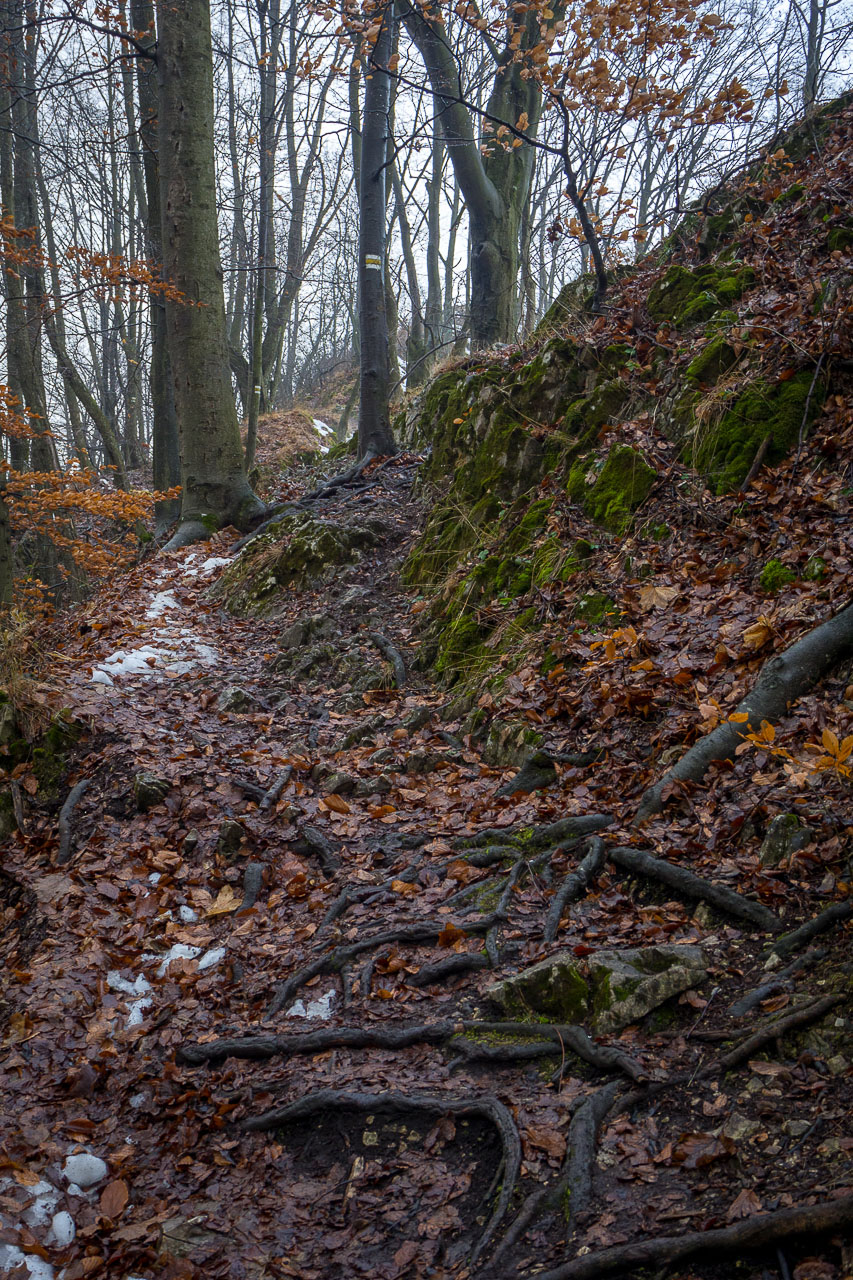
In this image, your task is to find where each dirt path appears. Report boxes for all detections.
[1,460,851,1280]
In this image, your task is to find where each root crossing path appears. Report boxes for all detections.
[1,459,851,1280]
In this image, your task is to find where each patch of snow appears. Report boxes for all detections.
[178,905,198,923]
[107,971,152,999]
[91,669,114,686]
[151,943,202,977]
[313,418,334,436]
[0,1245,54,1279]
[62,1154,107,1189]
[127,996,153,1027]
[148,871,161,885]
[197,946,226,972]
[200,556,232,574]
[285,988,335,1020]
[90,633,219,685]
[145,589,180,619]
[51,1210,76,1246]
[129,1092,147,1109]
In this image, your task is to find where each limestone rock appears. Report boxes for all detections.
[133,772,170,813]
[321,771,357,796]
[759,813,813,868]
[487,955,590,1023]
[216,685,256,713]
[589,945,707,1034]
[62,1153,107,1189]
[487,943,706,1033]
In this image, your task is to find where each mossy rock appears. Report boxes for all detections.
[486,954,591,1023]
[213,512,389,615]
[31,716,80,805]
[648,263,754,327]
[563,379,628,435]
[686,334,739,386]
[693,370,825,492]
[535,275,596,333]
[581,444,657,534]
[573,592,619,626]
[483,719,544,767]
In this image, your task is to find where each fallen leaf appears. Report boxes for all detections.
[206,885,242,916]
[99,1178,129,1219]
[437,923,465,947]
[727,1187,762,1220]
[638,583,678,611]
[391,879,419,896]
[525,1125,567,1159]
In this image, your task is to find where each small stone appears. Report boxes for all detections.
[721,1112,760,1141]
[826,1054,849,1076]
[217,819,247,858]
[369,747,396,765]
[216,685,255,713]
[51,1211,76,1246]
[405,751,438,776]
[183,829,200,852]
[278,620,307,650]
[62,1153,108,1189]
[321,772,358,796]
[402,706,431,733]
[783,1119,811,1137]
[496,751,558,797]
[133,772,170,813]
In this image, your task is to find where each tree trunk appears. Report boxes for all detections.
[357,9,397,459]
[130,0,181,531]
[157,0,264,547]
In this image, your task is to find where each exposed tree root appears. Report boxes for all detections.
[765,900,853,962]
[237,861,265,913]
[609,845,782,932]
[518,1194,853,1280]
[635,598,853,822]
[260,766,292,811]
[713,993,841,1072]
[410,952,491,986]
[55,778,91,866]
[267,917,499,1015]
[729,946,827,1017]
[368,631,407,688]
[241,1087,520,1263]
[544,837,606,942]
[177,1018,644,1079]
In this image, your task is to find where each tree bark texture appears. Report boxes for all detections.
[157,0,263,545]
[357,9,397,459]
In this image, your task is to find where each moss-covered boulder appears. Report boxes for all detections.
[487,944,706,1033]
[693,371,824,492]
[573,445,657,533]
[213,512,390,616]
[589,945,707,1034]
[648,263,754,327]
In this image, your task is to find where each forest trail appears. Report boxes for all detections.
[2,455,852,1280]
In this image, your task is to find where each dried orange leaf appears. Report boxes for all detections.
[323,793,351,815]
[437,923,465,947]
[206,885,242,916]
[100,1178,129,1219]
[391,879,419,896]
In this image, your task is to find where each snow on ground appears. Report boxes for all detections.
[313,418,335,453]
[90,550,232,685]
[286,988,336,1020]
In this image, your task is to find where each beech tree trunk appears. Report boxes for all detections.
[157,0,264,548]
[357,9,397,459]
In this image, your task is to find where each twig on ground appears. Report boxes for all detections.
[56,779,91,865]
[237,862,265,913]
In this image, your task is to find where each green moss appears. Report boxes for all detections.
[686,334,738,386]
[574,592,617,625]
[775,182,805,203]
[648,263,754,327]
[582,445,657,533]
[679,289,724,326]
[827,225,853,253]
[564,380,628,435]
[759,559,796,593]
[693,370,825,492]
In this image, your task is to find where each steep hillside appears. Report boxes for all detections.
[401,95,853,719]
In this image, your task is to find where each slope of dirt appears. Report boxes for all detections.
[0,451,850,1280]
